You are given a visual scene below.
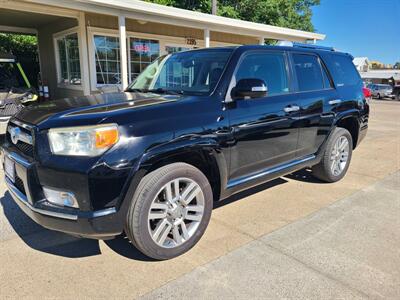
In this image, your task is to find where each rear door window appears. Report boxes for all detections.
[292,53,325,92]
[329,54,361,86]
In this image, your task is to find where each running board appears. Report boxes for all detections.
[227,155,316,189]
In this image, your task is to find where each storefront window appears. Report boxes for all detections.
[56,33,81,85]
[130,38,159,82]
[94,35,120,85]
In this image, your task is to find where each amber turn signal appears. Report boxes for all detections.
[95,128,119,149]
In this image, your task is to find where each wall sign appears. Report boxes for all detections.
[133,43,150,53]
[185,38,197,46]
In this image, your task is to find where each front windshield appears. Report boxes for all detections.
[127,49,233,95]
[0,62,26,89]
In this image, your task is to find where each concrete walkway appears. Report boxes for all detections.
[142,171,400,299]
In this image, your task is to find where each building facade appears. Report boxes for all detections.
[353,57,369,72]
[0,0,325,100]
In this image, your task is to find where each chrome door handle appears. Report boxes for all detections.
[329,99,342,105]
[284,105,300,113]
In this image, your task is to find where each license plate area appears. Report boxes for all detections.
[4,156,15,183]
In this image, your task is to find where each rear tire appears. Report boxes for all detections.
[125,163,213,260]
[312,127,353,183]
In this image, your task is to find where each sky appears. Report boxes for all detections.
[312,0,400,64]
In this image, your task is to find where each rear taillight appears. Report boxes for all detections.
[362,87,372,98]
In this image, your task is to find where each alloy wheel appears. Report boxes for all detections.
[147,177,205,248]
[330,135,350,176]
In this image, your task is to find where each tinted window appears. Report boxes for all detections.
[321,63,333,89]
[235,52,289,96]
[330,54,361,86]
[293,54,325,91]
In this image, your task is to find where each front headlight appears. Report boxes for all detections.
[48,124,119,156]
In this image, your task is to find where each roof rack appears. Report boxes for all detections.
[276,41,335,51]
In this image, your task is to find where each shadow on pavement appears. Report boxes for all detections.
[0,191,101,258]
[104,235,156,262]
[214,177,288,209]
[0,191,155,261]
[284,168,326,183]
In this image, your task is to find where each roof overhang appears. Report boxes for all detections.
[360,71,400,80]
[22,0,325,41]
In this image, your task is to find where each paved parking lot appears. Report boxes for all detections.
[0,100,399,299]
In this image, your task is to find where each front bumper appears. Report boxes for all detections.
[3,150,125,239]
[382,92,395,98]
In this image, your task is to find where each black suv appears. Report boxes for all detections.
[2,44,369,259]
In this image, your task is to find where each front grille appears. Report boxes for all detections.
[14,176,26,195]
[15,140,34,157]
[6,122,35,158]
[0,103,24,117]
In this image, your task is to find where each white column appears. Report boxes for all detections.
[78,12,90,95]
[258,37,265,45]
[313,38,317,44]
[204,28,210,48]
[118,15,128,90]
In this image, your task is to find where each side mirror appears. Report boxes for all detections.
[232,78,268,100]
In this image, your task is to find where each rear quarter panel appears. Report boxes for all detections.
[319,51,369,145]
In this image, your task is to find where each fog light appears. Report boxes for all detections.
[43,187,79,208]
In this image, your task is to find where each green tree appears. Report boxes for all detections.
[0,33,39,86]
[394,62,400,69]
[145,0,320,32]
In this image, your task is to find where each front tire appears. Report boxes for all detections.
[312,127,353,183]
[125,163,213,260]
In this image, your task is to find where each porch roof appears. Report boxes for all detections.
[24,0,325,42]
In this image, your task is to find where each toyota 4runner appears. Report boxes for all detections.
[1,43,369,260]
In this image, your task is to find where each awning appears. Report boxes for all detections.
[24,0,325,42]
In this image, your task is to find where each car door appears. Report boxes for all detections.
[290,52,340,158]
[226,50,300,181]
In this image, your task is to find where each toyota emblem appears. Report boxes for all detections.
[10,127,21,145]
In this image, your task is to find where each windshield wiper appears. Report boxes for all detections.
[126,88,148,93]
[127,87,186,95]
[147,88,184,95]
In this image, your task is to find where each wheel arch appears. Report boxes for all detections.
[335,114,360,149]
[138,140,226,202]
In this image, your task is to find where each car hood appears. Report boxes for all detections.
[15,92,181,126]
